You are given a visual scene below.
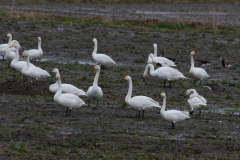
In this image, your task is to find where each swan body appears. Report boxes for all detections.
[147,43,176,67]
[124,75,161,117]
[0,33,19,60]
[160,92,190,129]
[54,74,87,116]
[21,52,50,80]
[23,37,43,61]
[49,68,86,96]
[185,89,207,116]
[92,38,116,67]
[10,41,35,73]
[5,40,21,63]
[143,64,186,88]
[86,65,103,107]
[189,51,210,84]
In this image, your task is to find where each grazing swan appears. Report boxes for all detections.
[147,43,176,67]
[92,38,116,69]
[54,74,87,116]
[185,89,207,117]
[124,75,161,118]
[143,64,186,88]
[11,41,35,73]
[49,68,86,96]
[21,52,50,80]
[0,33,18,60]
[189,51,210,84]
[23,37,43,63]
[219,56,231,71]
[160,92,190,129]
[86,65,103,107]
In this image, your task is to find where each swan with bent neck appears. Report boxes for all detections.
[86,65,103,107]
[23,37,43,63]
[124,75,161,118]
[49,68,86,96]
[185,89,207,117]
[189,51,210,84]
[160,92,190,129]
[143,64,186,88]
[54,74,87,116]
[92,38,116,69]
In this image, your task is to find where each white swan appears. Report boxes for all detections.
[147,43,176,67]
[0,33,18,60]
[49,68,86,96]
[86,65,103,107]
[54,74,87,116]
[23,37,43,63]
[10,41,35,73]
[189,51,210,84]
[21,52,50,80]
[185,89,207,117]
[160,92,190,129]
[124,75,161,118]
[92,38,116,69]
[143,64,186,88]
[5,40,20,64]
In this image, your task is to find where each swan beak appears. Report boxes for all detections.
[51,70,54,73]
[6,34,8,36]
[155,63,157,65]
[23,53,27,57]
[93,66,97,69]
[143,77,145,81]
[19,49,20,51]
[56,75,59,80]
[11,45,14,47]
[184,94,187,98]
[160,93,162,96]
[124,77,127,80]
[193,52,195,55]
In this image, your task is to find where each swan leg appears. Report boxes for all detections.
[199,80,202,85]
[189,111,194,115]
[2,55,4,61]
[170,122,175,130]
[163,81,166,88]
[100,64,105,70]
[133,110,141,118]
[169,81,172,88]
[66,108,69,116]
[199,110,201,117]
[69,109,72,116]
[96,100,99,107]
[87,100,90,107]
[142,110,145,117]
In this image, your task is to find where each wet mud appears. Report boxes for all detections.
[0,2,240,159]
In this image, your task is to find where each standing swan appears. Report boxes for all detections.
[86,65,103,107]
[5,40,21,65]
[143,64,186,88]
[189,51,210,84]
[0,33,17,60]
[147,43,176,67]
[54,74,87,116]
[10,41,35,73]
[21,52,50,81]
[49,68,86,96]
[92,38,116,69]
[160,92,190,129]
[124,75,161,118]
[23,37,43,63]
[185,89,207,117]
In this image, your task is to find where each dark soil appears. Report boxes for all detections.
[0,2,240,159]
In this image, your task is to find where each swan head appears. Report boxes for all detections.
[93,38,97,43]
[94,65,100,70]
[52,68,59,74]
[153,43,157,48]
[124,75,131,81]
[38,37,41,41]
[190,51,195,56]
[6,33,12,37]
[56,74,60,80]
[160,92,166,97]
[11,40,20,48]
[185,89,197,97]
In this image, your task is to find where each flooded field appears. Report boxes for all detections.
[0,2,240,159]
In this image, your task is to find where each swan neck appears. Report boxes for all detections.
[148,64,155,76]
[38,39,41,50]
[92,40,97,55]
[55,77,62,97]
[125,79,132,101]
[26,56,30,70]
[93,69,100,88]
[8,35,12,46]
[12,45,20,62]
[190,54,195,69]
[153,45,157,57]
[160,95,166,114]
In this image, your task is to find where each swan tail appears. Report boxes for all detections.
[203,86,212,91]
[181,111,190,117]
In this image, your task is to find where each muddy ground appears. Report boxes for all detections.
[0,2,240,160]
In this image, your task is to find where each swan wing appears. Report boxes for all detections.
[127,96,161,110]
[57,93,86,108]
[154,57,176,66]
[62,84,86,96]
[93,54,116,65]
[163,110,190,123]
[22,66,50,78]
